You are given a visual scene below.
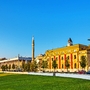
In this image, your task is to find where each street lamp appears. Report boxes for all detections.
[88,39,90,41]
[88,39,90,46]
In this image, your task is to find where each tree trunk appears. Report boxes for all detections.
[67,68,68,73]
[53,69,56,76]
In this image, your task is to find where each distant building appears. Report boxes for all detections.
[35,54,45,71]
[43,38,90,72]
[35,54,45,62]
[0,56,32,71]
[0,58,7,60]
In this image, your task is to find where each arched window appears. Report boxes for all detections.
[61,57,63,60]
[62,64,63,68]
[74,63,76,68]
[67,56,69,59]
[74,55,76,59]
[56,57,58,60]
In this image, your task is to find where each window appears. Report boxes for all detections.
[61,57,63,60]
[62,64,63,68]
[74,63,76,68]
[67,56,69,59]
[56,57,58,60]
[74,55,76,59]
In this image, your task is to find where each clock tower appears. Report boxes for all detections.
[67,38,73,46]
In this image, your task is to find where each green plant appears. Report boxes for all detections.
[65,57,70,72]
[22,61,25,71]
[5,64,8,71]
[12,64,15,70]
[80,56,87,70]
[30,61,38,72]
[9,64,11,71]
[1,65,5,71]
[41,60,48,72]
[52,60,57,76]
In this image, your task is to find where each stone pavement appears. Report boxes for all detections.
[28,72,90,80]
[2,71,90,80]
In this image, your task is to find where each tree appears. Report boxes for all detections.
[22,62,25,71]
[12,64,15,70]
[80,56,87,70]
[65,57,70,72]
[24,63,28,71]
[26,61,30,72]
[38,60,42,71]
[41,60,48,72]
[5,64,8,71]
[1,65,5,71]
[9,64,11,71]
[22,62,31,72]
[52,60,57,76]
[30,61,38,72]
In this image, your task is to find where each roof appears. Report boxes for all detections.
[46,44,88,52]
[19,57,32,60]
[0,56,32,63]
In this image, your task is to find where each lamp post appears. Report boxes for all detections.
[87,38,90,46]
[88,39,90,41]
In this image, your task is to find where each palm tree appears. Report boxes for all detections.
[80,56,87,70]
[52,60,57,76]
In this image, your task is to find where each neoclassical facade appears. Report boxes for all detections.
[43,38,90,72]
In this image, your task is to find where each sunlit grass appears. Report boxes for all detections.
[0,73,90,90]
[0,73,13,77]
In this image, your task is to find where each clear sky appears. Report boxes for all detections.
[0,0,90,58]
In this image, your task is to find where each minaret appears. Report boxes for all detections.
[32,36,35,61]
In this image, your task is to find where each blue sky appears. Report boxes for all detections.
[0,0,90,58]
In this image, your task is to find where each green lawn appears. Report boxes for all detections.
[0,73,90,90]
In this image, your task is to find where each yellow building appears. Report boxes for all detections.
[44,38,90,72]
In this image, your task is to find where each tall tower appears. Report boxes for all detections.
[32,36,35,61]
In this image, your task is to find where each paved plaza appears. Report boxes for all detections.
[28,72,90,80]
[2,71,90,80]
